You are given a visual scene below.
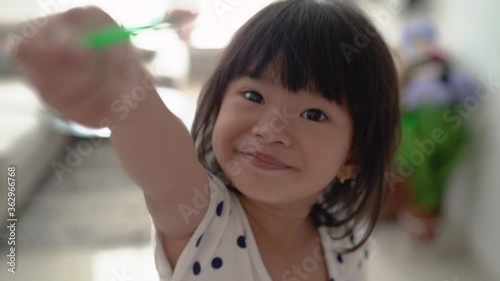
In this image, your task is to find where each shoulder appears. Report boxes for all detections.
[320,225,372,281]
[151,172,252,280]
[150,172,239,277]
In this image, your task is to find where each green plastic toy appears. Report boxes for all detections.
[81,18,168,50]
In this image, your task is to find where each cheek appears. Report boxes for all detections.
[307,146,340,175]
[212,111,243,160]
[212,119,228,161]
[214,103,253,145]
[305,133,350,175]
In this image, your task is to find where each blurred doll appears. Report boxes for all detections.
[392,22,472,242]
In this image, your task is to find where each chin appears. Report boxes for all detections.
[227,169,299,204]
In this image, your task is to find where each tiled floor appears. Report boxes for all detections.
[368,223,496,281]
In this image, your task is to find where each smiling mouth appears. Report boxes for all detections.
[239,152,291,170]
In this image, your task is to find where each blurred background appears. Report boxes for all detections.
[0,0,499,280]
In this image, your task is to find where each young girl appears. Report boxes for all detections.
[11,0,400,280]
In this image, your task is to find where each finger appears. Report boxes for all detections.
[14,7,112,66]
[15,23,92,68]
[169,10,198,26]
[17,44,91,70]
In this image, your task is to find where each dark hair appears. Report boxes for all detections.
[191,0,400,252]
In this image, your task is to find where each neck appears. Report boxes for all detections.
[238,194,319,248]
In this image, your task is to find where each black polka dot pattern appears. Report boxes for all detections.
[158,175,369,280]
[216,201,224,216]
[337,254,343,263]
[237,235,246,248]
[196,234,203,248]
[193,261,201,275]
[211,257,223,269]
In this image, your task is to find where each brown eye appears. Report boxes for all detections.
[243,91,264,104]
[301,109,327,122]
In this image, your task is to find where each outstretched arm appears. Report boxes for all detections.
[110,80,209,238]
[10,6,210,239]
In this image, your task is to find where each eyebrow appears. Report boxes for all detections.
[241,72,278,86]
[238,74,326,101]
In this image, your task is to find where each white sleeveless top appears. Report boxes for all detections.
[151,173,369,281]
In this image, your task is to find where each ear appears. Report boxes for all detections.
[336,151,360,181]
[336,163,360,181]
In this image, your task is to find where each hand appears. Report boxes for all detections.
[9,6,147,127]
[168,9,198,43]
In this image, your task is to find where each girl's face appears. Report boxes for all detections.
[212,71,355,206]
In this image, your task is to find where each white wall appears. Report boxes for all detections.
[435,0,500,278]
[0,0,169,25]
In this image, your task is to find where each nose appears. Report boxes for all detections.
[251,109,292,146]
